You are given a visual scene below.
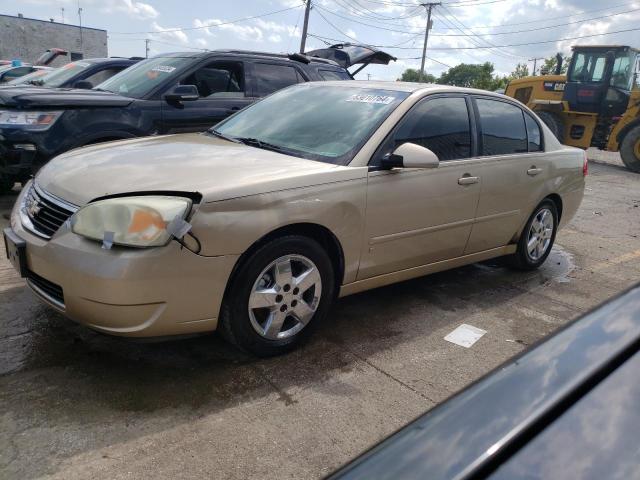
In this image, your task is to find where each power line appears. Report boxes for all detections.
[308,32,452,68]
[438,5,523,58]
[434,6,640,36]
[110,5,300,35]
[412,25,640,49]
[433,0,638,30]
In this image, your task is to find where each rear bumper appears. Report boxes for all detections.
[9,187,239,337]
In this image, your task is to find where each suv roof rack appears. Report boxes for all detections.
[213,49,339,66]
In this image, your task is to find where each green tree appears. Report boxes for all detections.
[397,68,436,83]
[437,62,496,90]
[540,53,571,75]
[510,63,530,79]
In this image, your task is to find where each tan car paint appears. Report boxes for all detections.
[10,82,586,338]
[36,133,362,206]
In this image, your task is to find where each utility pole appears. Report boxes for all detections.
[529,57,544,76]
[78,0,84,57]
[61,7,64,23]
[419,2,440,82]
[145,39,150,58]
[299,0,311,54]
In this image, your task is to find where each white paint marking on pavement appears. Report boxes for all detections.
[444,324,487,348]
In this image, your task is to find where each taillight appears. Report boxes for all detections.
[583,151,588,176]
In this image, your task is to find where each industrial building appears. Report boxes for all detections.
[0,13,107,66]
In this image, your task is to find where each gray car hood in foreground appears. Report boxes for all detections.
[36,133,364,206]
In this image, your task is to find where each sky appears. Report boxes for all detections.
[2,0,639,80]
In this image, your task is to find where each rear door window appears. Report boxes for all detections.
[387,96,472,162]
[253,63,301,96]
[476,98,528,155]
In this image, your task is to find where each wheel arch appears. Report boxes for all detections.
[223,222,346,302]
[513,193,563,243]
[615,117,640,146]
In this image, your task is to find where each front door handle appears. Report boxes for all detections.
[458,175,479,185]
[527,167,543,176]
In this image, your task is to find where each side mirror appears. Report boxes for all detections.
[381,143,440,169]
[164,85,199,103]
[73,80,93,89]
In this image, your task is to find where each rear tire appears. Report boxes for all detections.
[620,125,640,173]
[219,235,335,357]
[536,111,564,141]
[508,199,558,270]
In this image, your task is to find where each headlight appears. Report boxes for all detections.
[71,196,192,248]
[0,110,62,131]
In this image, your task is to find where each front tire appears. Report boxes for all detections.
[219,235,335,357]
[509,200,558,270]
[620,125,640,173]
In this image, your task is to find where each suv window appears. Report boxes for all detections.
[182,61,244,98]
[476,98,528,155]
[254,63,301,96]
[379,96,471,162]
[319,69,351,81]
[524,114,542,152]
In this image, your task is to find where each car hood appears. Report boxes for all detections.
[0,86,133,108]
[35,133,364,206]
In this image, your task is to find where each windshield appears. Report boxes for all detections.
[569,50,637,90]
[610,51,635,90]
[213,85,408,165]
[14,62,91,88]
[569,52,607,83]
[96,56,190,98]
[6,69,49,85]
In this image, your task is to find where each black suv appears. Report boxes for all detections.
[4,57,142,90]
[0,44,394,193]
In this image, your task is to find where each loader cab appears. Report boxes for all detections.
[564,46,639,117]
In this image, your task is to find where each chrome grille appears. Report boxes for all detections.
[22,184,78,239]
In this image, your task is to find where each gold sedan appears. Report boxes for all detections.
[4,81,586,356]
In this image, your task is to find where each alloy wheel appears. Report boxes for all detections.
[527,208,554,261]
[248,254,322,340]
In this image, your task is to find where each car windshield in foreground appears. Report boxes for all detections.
[213,84,409,165]
[96,57,190,98]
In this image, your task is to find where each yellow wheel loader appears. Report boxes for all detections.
[506,45,640,172]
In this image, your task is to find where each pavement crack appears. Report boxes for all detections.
[343,347,438,405]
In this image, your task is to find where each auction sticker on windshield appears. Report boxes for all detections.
[151,65,177,73]
[346,94,395,105]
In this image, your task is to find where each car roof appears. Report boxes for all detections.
[150,50,343,67]
[71,58,140,64]
[303,80,512,98]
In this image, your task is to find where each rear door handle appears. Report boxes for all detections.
[458,175,479,185]
[527,167,543,176]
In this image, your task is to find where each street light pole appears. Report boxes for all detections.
[299,0,312,54]
[419,2,440,82]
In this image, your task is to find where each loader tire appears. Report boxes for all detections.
[536,111,564,141]
[620,125,640,173]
